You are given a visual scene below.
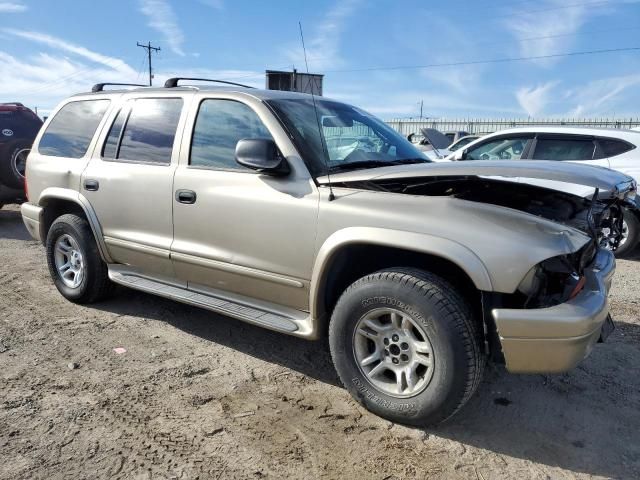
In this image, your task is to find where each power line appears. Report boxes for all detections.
[474,25,640,47]
[300,24,640,64]
[137,41,161,86]
[134,50,149,84]
[324,46,640,73]
[27,56,125,94]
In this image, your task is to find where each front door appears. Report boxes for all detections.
[171,97,319,311]
[82,96,187,278]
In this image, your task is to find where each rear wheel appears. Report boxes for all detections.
[614,209,640,258]
[45,214,113,303]
[329,268,485,426]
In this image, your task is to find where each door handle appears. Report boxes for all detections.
[84,179,99,191]
[175,189,197,204]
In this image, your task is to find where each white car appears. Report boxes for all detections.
[446,126,640,256]
[448,134,481,152]
[408,128,452,160]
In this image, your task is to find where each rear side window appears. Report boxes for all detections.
[38,100,110,158]
[598,138,635,158]
[102,98,183,164]
[532,138,595,161]
[190,99,272,170]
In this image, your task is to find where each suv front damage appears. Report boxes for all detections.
[320,160,636,373]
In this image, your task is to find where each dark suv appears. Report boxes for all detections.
[0,102,43,207]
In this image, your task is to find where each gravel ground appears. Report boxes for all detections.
[1,204,639,480]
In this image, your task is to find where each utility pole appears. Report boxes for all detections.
[419,100,424,121]
[137,41,161,86]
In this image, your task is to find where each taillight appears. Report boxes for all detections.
[24,160,29,201]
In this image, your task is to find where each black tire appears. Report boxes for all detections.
[45,214,113,303]
[0,141,30,189]
[329,268,485,426]
[615,208,640,258]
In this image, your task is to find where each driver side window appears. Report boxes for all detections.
[466,136,530,161]
[190,99,273,171]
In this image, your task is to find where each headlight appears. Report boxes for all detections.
[517,253,588,308]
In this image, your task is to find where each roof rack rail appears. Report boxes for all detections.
[1,102,25,107]
[91,83,147,93]
[164,77,255,89]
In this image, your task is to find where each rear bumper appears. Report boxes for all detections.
[492,248,615,374]
[20,202,43,241]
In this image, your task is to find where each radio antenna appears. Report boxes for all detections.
[299,21,335,201]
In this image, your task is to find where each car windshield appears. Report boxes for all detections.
[450,136,476,151]
[267,98,429,176]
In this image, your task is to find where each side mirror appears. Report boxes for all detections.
[235,138,290,175]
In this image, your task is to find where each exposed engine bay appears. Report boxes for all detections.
[336,175,628,308]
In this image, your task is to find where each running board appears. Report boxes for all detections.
[109,270,315,337]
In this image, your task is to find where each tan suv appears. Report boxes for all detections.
[21,79,636,425]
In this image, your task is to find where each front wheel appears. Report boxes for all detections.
[45,214,113,303]
[329,268,485,426]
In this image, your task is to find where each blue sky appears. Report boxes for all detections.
[1,0,639,118]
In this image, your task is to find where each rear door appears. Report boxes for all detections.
[82,94,190,278]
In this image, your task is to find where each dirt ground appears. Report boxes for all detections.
[0,204,639,480]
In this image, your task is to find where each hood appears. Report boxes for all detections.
[318,160,637,200]
[420,128,451,150]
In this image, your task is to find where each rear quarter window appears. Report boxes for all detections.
[598,138,635,158]
[38,99,110,158]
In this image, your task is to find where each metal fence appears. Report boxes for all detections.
[386,117,640,136]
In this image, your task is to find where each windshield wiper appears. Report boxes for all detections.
[391,158,432,165]
[329,158,429,172]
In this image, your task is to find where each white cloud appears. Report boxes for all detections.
[0,30,137,115]
[413,17,486,94]
[153,68,264,88]
[350,89,523,119]
[566,74,640,116]
[0,2,26,13]
[138,0,185,56]
[284,0,362,71]
[3,29,136,77]
[503,0,613,64]
[516,82,558,117]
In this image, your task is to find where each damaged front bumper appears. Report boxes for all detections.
[492,248,615,374]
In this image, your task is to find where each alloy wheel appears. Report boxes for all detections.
[352,308,435,398]
[53,234,85,289]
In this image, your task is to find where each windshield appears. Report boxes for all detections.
[267,98,429,176]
